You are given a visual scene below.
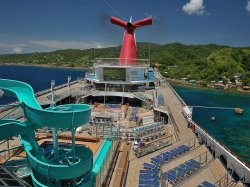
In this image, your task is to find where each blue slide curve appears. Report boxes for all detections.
[0,79,94,187]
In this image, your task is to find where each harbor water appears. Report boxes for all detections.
[0,65,84,104]
[172,84,250,164]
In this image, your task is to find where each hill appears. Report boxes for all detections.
[0,42,250,85]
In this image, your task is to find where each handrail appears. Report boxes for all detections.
[214,173,234,187]
[93,58,149,67]
[0,79,80,110]
[0,102,20,113]
[0,104,21,119]
[159,138,197,155]
[166,105,180,141]
[120,151,130,187]
[135,135,173,158]
[192,120,250,168]
[35,80,79,97]
[145,135,173,146]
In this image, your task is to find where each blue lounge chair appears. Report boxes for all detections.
[163,152,171,160]
[176,166,186,178]
[143,163,157,170]
[185,159,200,173]
[163,171,176,182]
[200,181,216,187]
[155,154,163,161]
[181,145,190,151]
[151,157,162,166]
[139,174,157,181]
[140,169,158,175]
[189,159,200,168]
[177,145,188,152]
[139,179,159,187]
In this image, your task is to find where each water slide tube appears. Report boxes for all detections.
[0,79,93,186]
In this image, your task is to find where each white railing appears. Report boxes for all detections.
[159,71,250,184]
[192,120,250,183]
[94,58,149,67]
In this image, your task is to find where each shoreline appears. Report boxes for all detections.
[0,62,89,71]
[169,79,250,96]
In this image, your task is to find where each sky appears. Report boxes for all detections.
[0,0,250,54]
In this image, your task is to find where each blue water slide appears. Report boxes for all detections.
[0,79,93,186]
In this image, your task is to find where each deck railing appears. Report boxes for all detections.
[166,105,180,141]
[94,58,149,67]
[214,173,235,187]
[191,120,250,183]
[120,151,130,187]
[95,140,119,187]
[135,135,173,158]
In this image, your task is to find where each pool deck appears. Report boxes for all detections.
[4,133,102,163]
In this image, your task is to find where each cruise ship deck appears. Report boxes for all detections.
[0,15,250,187]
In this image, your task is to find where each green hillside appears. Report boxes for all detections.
[0,42,250,85]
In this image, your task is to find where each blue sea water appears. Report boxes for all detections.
[0,65,84,104]
[172,84,250,164]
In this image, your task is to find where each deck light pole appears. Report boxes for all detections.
[154,80,159,108]
[51,80,56,107]
[67,76,71,94]
[50,80,59,167]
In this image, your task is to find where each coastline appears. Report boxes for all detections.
[169,79,250,96]
[0,62,87,71]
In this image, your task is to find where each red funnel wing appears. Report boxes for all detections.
[132,17,152,28]
[110,16,127,28]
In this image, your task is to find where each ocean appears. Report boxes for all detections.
[0,65,84,104]
[172,84,250,164]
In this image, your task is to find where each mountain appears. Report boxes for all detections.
[0,42,250,85]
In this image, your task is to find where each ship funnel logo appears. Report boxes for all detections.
[110,16,152,64]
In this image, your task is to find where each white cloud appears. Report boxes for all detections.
[247,1,250,13]
[29,40,113,50]
[0,42,27,49]
[0,40,115,54]
[13,46,22,53]
[182,0,206,15]
[96,45,103,49]
[0,43,27,54]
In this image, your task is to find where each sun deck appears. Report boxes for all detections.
[124,73,245,187]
